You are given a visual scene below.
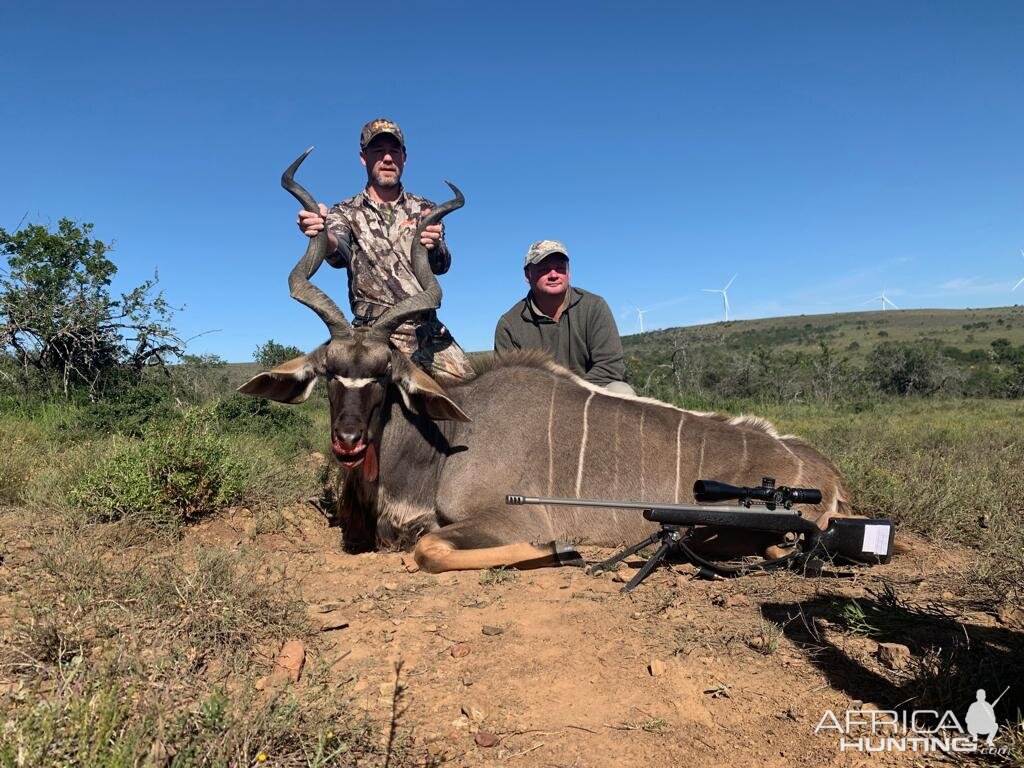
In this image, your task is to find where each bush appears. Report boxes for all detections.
[68,412,247,528]
[76,378,176,437]
[866,341,962,396]
[214,394,313,435]
[254,339,305,369]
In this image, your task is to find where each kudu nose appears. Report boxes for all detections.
[337,430,364,448]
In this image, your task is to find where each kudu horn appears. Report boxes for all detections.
[371,182,465,340]
[282,148,352,340]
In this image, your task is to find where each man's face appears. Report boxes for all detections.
[360,135,406,188]
[525,254,570,298]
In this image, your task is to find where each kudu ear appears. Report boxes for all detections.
[237,352,321,404]
[392,354,471,422]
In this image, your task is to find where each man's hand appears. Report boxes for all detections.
[297,203,329,237]
[418,208,443,250]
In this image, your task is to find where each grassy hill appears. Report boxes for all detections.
[621,305,1024,361]
[222,306,1024,403]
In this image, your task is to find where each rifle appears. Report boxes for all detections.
[506,477,895,593]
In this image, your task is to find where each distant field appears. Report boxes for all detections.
[621,305,1024,361]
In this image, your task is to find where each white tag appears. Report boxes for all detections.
[861,524,890,556]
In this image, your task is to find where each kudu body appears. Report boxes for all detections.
[240,151,851,573]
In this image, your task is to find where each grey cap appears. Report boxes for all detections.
[524,239,569,267]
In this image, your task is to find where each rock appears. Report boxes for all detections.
[474,731,499,748]
[461,701,487,722]
[941,591,955,601]
[383,581,399,591]
[612,571,630,583]
[481,625,503,636]
[263,639,305,688]
[876,642,911,670]
[648,659,667,677]
[450,643,471,658]
[400,555,419,573]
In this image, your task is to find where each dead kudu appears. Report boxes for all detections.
[239,150,854,574]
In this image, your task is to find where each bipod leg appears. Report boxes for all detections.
[620,526,683,594]
[587,530,664,576]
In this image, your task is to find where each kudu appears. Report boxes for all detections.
[239,150,852,573]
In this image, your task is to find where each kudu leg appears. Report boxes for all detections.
[413,517,584,573]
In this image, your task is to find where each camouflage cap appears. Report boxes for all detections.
[359,118,405,149]
[524,240,569,267]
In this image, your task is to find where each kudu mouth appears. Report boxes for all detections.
[331,435,368,466]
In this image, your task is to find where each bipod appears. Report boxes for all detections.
[588,523,685,593]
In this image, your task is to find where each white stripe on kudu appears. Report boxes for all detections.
[334,376,376,388]
[639,408,646,499]
[575,391,596,498]
[675,412,685,503]
[547,377,557,496]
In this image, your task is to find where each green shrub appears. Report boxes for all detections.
[76,379,176,437]
[254,339,305,369]
[68,413,246,528]
[214,393,312,435]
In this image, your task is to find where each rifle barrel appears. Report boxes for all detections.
[505,495,802,517]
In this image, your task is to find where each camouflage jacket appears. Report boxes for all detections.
[324,187,451,323]
[323,186,474,382]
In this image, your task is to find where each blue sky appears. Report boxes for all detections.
[3,1,1022,361]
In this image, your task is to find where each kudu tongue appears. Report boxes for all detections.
[362,442,378,483]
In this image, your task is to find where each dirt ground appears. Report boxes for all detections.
[192,505,1021,768]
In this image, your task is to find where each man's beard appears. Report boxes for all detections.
[372,170,401,188]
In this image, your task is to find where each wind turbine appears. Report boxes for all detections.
[1013,249,1024,292]
[864,288,899,311]
[702,274,737,322]
[622,304,650,333]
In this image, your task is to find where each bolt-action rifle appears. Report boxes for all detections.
[506,477,895,593]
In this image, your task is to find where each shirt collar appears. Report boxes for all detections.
[526,287,573,321]
[361,185,406,209]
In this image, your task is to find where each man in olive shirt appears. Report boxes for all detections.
[494,240,635,395]
[296,118,474,382]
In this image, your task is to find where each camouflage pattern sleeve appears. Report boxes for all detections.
[324,204,354,269]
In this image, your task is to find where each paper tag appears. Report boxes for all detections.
[861,524,890,556]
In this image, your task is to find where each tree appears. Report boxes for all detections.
[0,218,183,397]
[254,339,305,369]
[866,341,962,396]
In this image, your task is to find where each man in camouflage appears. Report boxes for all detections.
[296,118,474,382]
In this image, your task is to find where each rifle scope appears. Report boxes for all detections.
[693,478,822,507]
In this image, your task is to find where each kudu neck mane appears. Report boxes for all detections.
[470,350,792,441]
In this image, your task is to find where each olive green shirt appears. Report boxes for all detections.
[493,287,627,386]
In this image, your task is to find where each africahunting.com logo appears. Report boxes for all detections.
[815,686,1012,756]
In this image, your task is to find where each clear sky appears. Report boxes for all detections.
[3,1,1022,361]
